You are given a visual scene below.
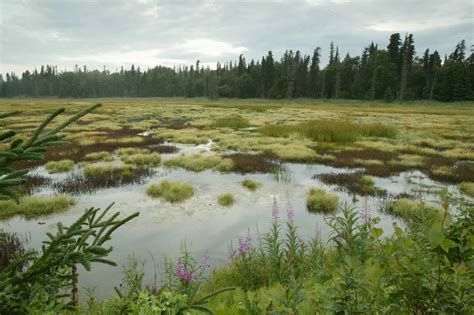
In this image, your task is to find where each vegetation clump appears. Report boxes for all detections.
[218,193,235,206]
[242,179,262,191]
[147,180,194,203]
[44,159,74,173]
[84,151,114,162]
[317,172,386,196]
[212,117,251,129]
[459,182,474,197]
[164,154,233,172]
[387,198,444,222]
[0,195,75,220]
[306,187,339,213]
[223,153,280,173]
[122,152,161,166]
[260,120,397,143]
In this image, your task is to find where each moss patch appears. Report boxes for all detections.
[387,198,444,222]
[122,152,161,166]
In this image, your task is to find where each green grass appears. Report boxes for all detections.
[260,119,397,142]
[115,147,150,156]
[84,151,114,162]
[122,152,161,166]
[147,180,194,203]
[83,164,119,177]
[44,160,74,173]
[164,154,233,172]
[242,179,262,191]
[212,117,251,129]
[387,198,443,222]
[459,182,474,197]
[217,193,235,206]
[0,195,75,220]
[306,187,339,214]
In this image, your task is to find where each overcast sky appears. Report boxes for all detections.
[0,0,472,75]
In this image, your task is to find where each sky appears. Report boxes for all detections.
[0,0,472,75]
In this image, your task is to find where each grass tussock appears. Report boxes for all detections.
[56,165,155,195]
[84,151,114,162]
[223,153,281,174]
[387,198,444,222]
[260,120,397,143]
[115,147,150,156]
[459,182,474,197]
[164,154,233,172]
[217,193,235,206]
[147,180,194,203]
[242,179,262,191]
[122,152,161,166]
[316,172,385,196]
[0,195,75,220]
[44,160,74,173]
[306,187,339,214]
[212,117,251,129]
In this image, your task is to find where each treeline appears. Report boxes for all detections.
[1,34,473,102]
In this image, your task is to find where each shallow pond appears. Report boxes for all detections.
[1,144,467,299]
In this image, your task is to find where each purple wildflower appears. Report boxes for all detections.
[272,198,279,221]
[151,285,157,295]
[200,254,210,268]
[361,209,371,225]
[237,231,252,256]
[287,204,295,221]
[228,243,236,260]
[175,258,197,284]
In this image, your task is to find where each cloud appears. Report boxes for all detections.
[0,0,472,74]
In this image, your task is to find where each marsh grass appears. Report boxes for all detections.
[84,151,114,162]
[122,152,161,166]
[217,193,235,206]
[20,174,52,195]
[223,153,281,174]
[387,198,444,222]
[164,154,233,172]
[55,165,155,195]
[147,180,194,203]
[459,182,474,197]
[260,120,397,142]
[44,160,74,173]
[306,187,339,214]
[242,179,262,191]
[212,117,251,129]
[0,195,75,220]
[316,172,386,196]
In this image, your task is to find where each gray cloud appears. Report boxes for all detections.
[1,0,472,75]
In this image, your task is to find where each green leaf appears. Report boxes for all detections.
[440,239,456,253]
[371,227,383,238]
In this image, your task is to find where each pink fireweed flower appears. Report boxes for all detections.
[237,231,252,256]
[314,225,322,244]
[228,243,236,260]
[175,259,197,284]
[287,204,295,221]
[200,254,210,268]
[361,209,371,225]
[151,285,158,295]
[272,198,279,221]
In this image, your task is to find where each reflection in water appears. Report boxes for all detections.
[1,158,467,299]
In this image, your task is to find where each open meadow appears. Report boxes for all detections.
[1,98,473,313]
